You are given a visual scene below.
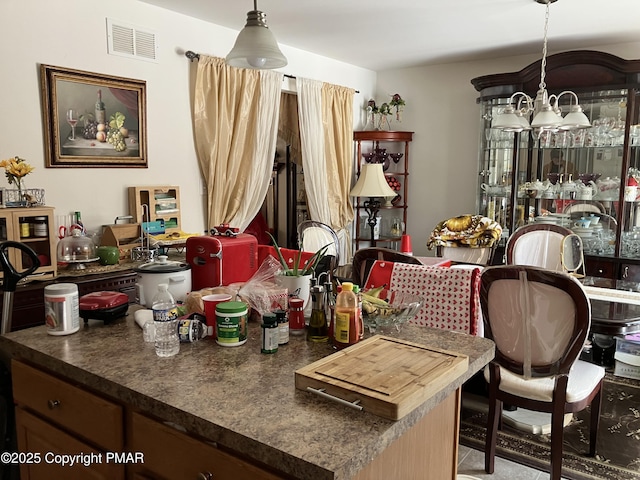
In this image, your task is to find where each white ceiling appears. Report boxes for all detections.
[141,0,640,71]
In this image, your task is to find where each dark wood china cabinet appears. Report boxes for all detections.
[472,51,640,279]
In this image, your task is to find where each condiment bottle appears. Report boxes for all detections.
[333,282,360,350]
[275,309,289,345]
[289,297,305,335]
[324,281,335,341]
[307,284,328,342]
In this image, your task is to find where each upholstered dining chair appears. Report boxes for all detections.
[506,223,573,271]
[351,247,422,286]
[479,265,605,480]
[297,220,340,281]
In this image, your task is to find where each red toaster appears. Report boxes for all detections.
[79,291,129,324]
[186,233,258,290]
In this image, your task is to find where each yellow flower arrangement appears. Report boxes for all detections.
[0,156,34,192]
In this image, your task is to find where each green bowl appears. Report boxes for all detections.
[96,246,120,265]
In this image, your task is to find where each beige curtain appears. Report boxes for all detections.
[193,56,283,231]
[322,83,355,231]
[296,78,355,264]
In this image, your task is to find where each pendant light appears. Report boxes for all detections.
[492,0,590,134]
[226,0,288,70]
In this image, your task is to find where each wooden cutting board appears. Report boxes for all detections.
[295,335,469,420]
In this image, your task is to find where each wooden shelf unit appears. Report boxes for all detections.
[128,186,181,234]
[353,131,413,251]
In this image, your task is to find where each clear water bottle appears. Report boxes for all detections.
[152,284,180,357]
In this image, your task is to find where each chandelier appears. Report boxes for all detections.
[492,0,591,134]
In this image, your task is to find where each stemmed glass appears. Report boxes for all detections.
[66,109,78,141]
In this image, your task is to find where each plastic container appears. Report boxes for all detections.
[152,284,180,357]
[261,313,279,354]
[333,282,360,350]
[178,316,211,343]
[44,283,80,336]
[275,309,289,345]
[215,301,248,347]
[33,217,47,237]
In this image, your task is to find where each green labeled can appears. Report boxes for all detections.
[215,301,248,347]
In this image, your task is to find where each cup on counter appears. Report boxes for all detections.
[202,294,233,335]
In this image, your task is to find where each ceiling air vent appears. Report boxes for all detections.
[107,18,158,63]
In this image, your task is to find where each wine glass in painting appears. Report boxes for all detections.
[66,109,78,141]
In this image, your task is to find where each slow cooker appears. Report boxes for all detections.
[134,256,191,307]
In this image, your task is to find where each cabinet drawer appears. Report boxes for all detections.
[12,360,123,451]
[129,412,283,480]
[585,259,616,279]
[15,408,124,480]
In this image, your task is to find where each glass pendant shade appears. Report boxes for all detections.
[559,105,592,130]
[350,164,397,198]
[492,107,524,131]
[531,105,563,129]
[226,6,287,69]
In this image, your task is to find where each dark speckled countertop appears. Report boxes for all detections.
[0,310,494,480]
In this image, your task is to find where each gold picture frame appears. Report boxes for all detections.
[41,64,147,168]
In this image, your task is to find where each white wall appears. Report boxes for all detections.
[377,42,640,256]
[0,0,376,237]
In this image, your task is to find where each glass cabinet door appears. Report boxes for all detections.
[478,88,640,261]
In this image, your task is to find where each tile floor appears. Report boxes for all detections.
[457,444,568,480]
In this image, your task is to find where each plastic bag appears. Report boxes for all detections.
[238,255,288,316]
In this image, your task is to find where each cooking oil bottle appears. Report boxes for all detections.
[333,282,360,350]
[307,283,328,342]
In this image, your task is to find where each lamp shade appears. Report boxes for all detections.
[226,9,287,69]
[350,164,397,198]
[559,106,591,130]
[531,106,562,130]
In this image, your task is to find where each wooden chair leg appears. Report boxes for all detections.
[589,381,603,457]
[485,397,501,474]
[549,408,566,480]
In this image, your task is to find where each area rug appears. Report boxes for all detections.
[459,374,640,480]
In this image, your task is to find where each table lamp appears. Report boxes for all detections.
[349,163,397,244]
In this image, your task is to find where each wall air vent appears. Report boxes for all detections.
[107,18,158,63]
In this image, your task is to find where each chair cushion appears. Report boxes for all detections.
[484,359,605,403]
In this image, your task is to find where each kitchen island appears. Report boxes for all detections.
[0,311,494,480]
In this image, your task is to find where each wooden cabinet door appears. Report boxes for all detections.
[129,412,285,480]
[15,408,124,480]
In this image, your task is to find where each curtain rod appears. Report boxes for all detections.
[185,51,359,93]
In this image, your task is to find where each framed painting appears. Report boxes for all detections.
[40,64,147,168]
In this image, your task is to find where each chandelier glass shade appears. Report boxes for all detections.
[226,1,288,69]
[492,0,591,135]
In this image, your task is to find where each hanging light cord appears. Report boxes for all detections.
[538,1,550,92]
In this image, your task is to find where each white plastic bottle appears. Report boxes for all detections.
[152,284,179,357]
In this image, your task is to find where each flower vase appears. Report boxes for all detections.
[377,114,391,131]
[15,179,26,207]
[364,111,376,131]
